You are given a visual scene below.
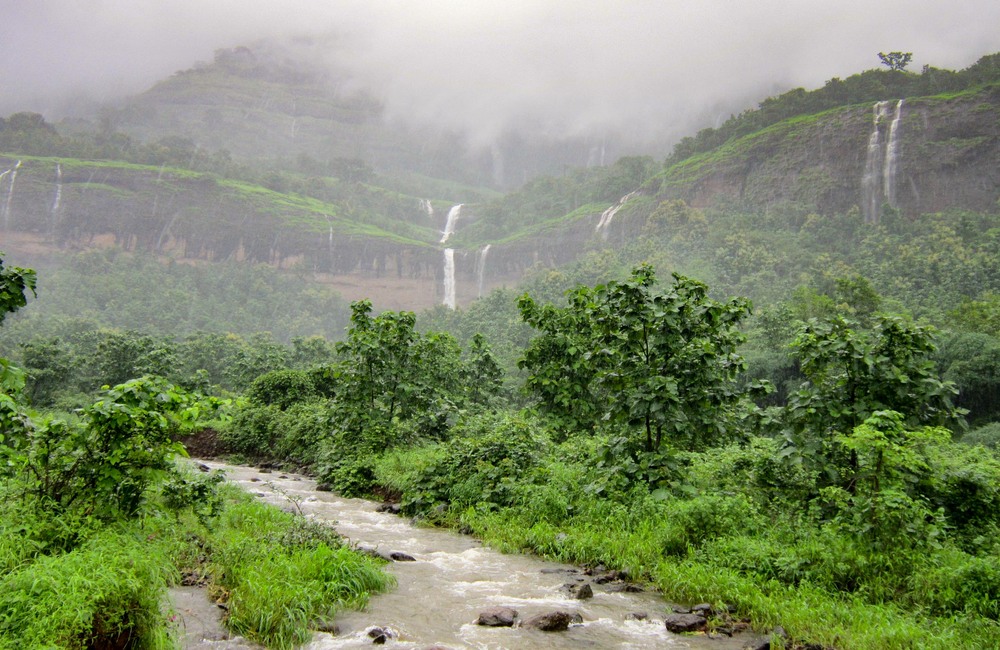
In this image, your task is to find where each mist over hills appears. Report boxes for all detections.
[1,35,999,322]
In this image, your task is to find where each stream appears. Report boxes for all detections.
[197,461,753,650]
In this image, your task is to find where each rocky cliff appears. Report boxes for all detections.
[649,84,1000,221]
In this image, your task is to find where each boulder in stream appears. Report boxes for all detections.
[562,582,594,599]
[476,607,518,627]
[389,551,416,562]
[367,626,396,644]
[663,612,707,633]
[522,611,574,632]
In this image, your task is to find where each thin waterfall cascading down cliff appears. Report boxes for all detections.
[51,163,63,221]
[861,100,904,223]
[2,160,22,231]
[421,199,434,219]
[442,248,456,309]
[440,204,462,243]
[883,99,905,210]
[595,191,638,236]
[476,244,491,298]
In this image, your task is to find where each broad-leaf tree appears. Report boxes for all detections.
[520,264,757,452]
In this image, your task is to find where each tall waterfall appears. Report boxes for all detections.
[476,244,491,298]
[883,100,905,210]
[51,163,63,217]
[861,100,905,224]
[442,248,456,309]
[2,160,22,231]
[440,204,462,243]
[595,191,638,236]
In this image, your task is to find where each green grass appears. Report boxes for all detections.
[0,525,177,650]
[204,493,394,649]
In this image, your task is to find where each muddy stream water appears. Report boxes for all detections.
[196,461,753,650]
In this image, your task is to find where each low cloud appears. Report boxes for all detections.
[3,1,999,151]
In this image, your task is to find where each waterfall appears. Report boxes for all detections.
[440,204,462,243]
[595,191,637,236]
[476,244,491,298]
[442,248,456,309]
[51,163,63,217]
[2,160,21,231]
[861,101,891,224]
[421,199,434,219]
[883,99,905,209]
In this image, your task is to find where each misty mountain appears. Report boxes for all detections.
[2,49,999,316]
[98,44,632,191]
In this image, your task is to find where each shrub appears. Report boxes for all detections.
[245,369,317,410]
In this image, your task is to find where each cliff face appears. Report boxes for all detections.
[3,85,998,312]
[652,85,1000,220]
[0,156,437,275]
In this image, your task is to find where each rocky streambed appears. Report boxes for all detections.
[184,461,768,649]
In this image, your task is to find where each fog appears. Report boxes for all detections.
[3,0,1000,150]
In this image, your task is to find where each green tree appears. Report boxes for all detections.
[520,265,757,452]
[0,255,36,325]
[333,300,464,445]
[463,332,504,406]
[878,51,913,71]
[782,315,964,489]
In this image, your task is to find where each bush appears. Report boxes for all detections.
[392,411,549,514]
[961,422,1000,449]
[914,551,1000,620]
[222,403,282,458]
[245,369,317,410]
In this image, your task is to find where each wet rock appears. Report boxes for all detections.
[258,467,272,474]
[375,503,402,514]
[278,474,289,479]
[389,551,416,562]
[197,463,211,472]
[458,524,474,535]
[540,568,578,574]
[249,477,261,482]
[476,606,518,627]
[691,602,714,616]
[663,613,707,633]
[315,483,333,492]
[744,637,770,650]
[562,582,593,599]
[625,612,649,621]
[367,626,396,644]
[522,611,573,632]
[606,583,644,593]
[569,613,584,624]
[592,568,630,583]
[671,605,691,614]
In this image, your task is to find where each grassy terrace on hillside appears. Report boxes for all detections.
[654,106,848,188]
[452,202,610,248]
[217,179,435,246]
[0,153,438,248]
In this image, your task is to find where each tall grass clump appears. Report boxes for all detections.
[0,527,176,649]
[206,498,393,648]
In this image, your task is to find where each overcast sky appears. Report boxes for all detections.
[3,0,999,148]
